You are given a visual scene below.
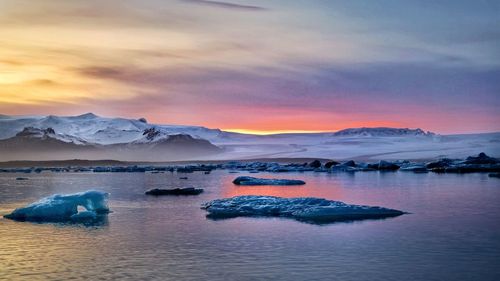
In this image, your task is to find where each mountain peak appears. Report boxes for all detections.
[75,112,99,119]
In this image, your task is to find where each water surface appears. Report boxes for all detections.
[1,171,499,280]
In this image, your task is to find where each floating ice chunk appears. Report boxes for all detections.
[4,190,109,222]
[399,164,428,173]
[232,176,305,186]
[202,195,405,224]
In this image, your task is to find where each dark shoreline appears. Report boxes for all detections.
[0,153,498,174]
[0,158,333,168]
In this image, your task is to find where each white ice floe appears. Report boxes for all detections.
[4,190,109,222]
[202,195,405,223]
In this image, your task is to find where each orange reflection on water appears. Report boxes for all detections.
[219,173,345,200]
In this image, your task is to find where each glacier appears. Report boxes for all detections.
[202,196,405,224]
[4,190,110,222]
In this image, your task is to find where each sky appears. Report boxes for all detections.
[0,0,499,134]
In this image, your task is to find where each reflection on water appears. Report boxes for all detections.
[1,171,499,281]
[204,212,404,226]
[18,215,111,228]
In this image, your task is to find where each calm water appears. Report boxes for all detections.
[0,171,499,281]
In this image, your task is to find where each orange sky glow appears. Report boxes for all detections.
[0,0,498,134]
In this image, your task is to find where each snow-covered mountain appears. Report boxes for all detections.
[0,114,224,161]
[0,113,438,145]
[332,127,434,137]
[0,127,98,161]
[0,113,235,145]
[15,127,89,144]
[0,113,498,161]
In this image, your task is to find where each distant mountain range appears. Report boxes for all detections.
[0,113,435,144]
[331,127,434,137]
[0,125,221,161]
[0,113,235,145]
[0,113,498,161]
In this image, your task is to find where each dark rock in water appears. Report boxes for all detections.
[444,164,500,173]
[233,176,306,186]
[308,160,322,168]
[16,177,29,180]
[177,167,194,173]
[179,177,188,180]
[145,188,204,196]
[464,152,498,165]
[330,162,360,172]
[430,167,446,173]
[377,160,400,170]
[426,158,455,169]
[324,161,339,169]
[103,166,147,173]
[489,173,500,178]
[343,160,357,167]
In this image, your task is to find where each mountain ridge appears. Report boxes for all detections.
[0,113,441,145]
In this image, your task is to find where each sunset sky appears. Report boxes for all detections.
[0,0,499,134]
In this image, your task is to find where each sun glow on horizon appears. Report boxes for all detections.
[223,129,331,135]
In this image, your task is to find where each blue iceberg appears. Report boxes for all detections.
[202,195,405,224]
[4,190,110,222]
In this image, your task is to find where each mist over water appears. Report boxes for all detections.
[1,171,499,281]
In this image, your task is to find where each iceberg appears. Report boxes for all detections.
[202,195,405,224]
[232,176,305,186]
[399,163,428,172]
[4,190,110,222]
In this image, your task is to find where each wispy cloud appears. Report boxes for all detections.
[72,60,500,133]
[1,0,499,133]
[181,0,266,11]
